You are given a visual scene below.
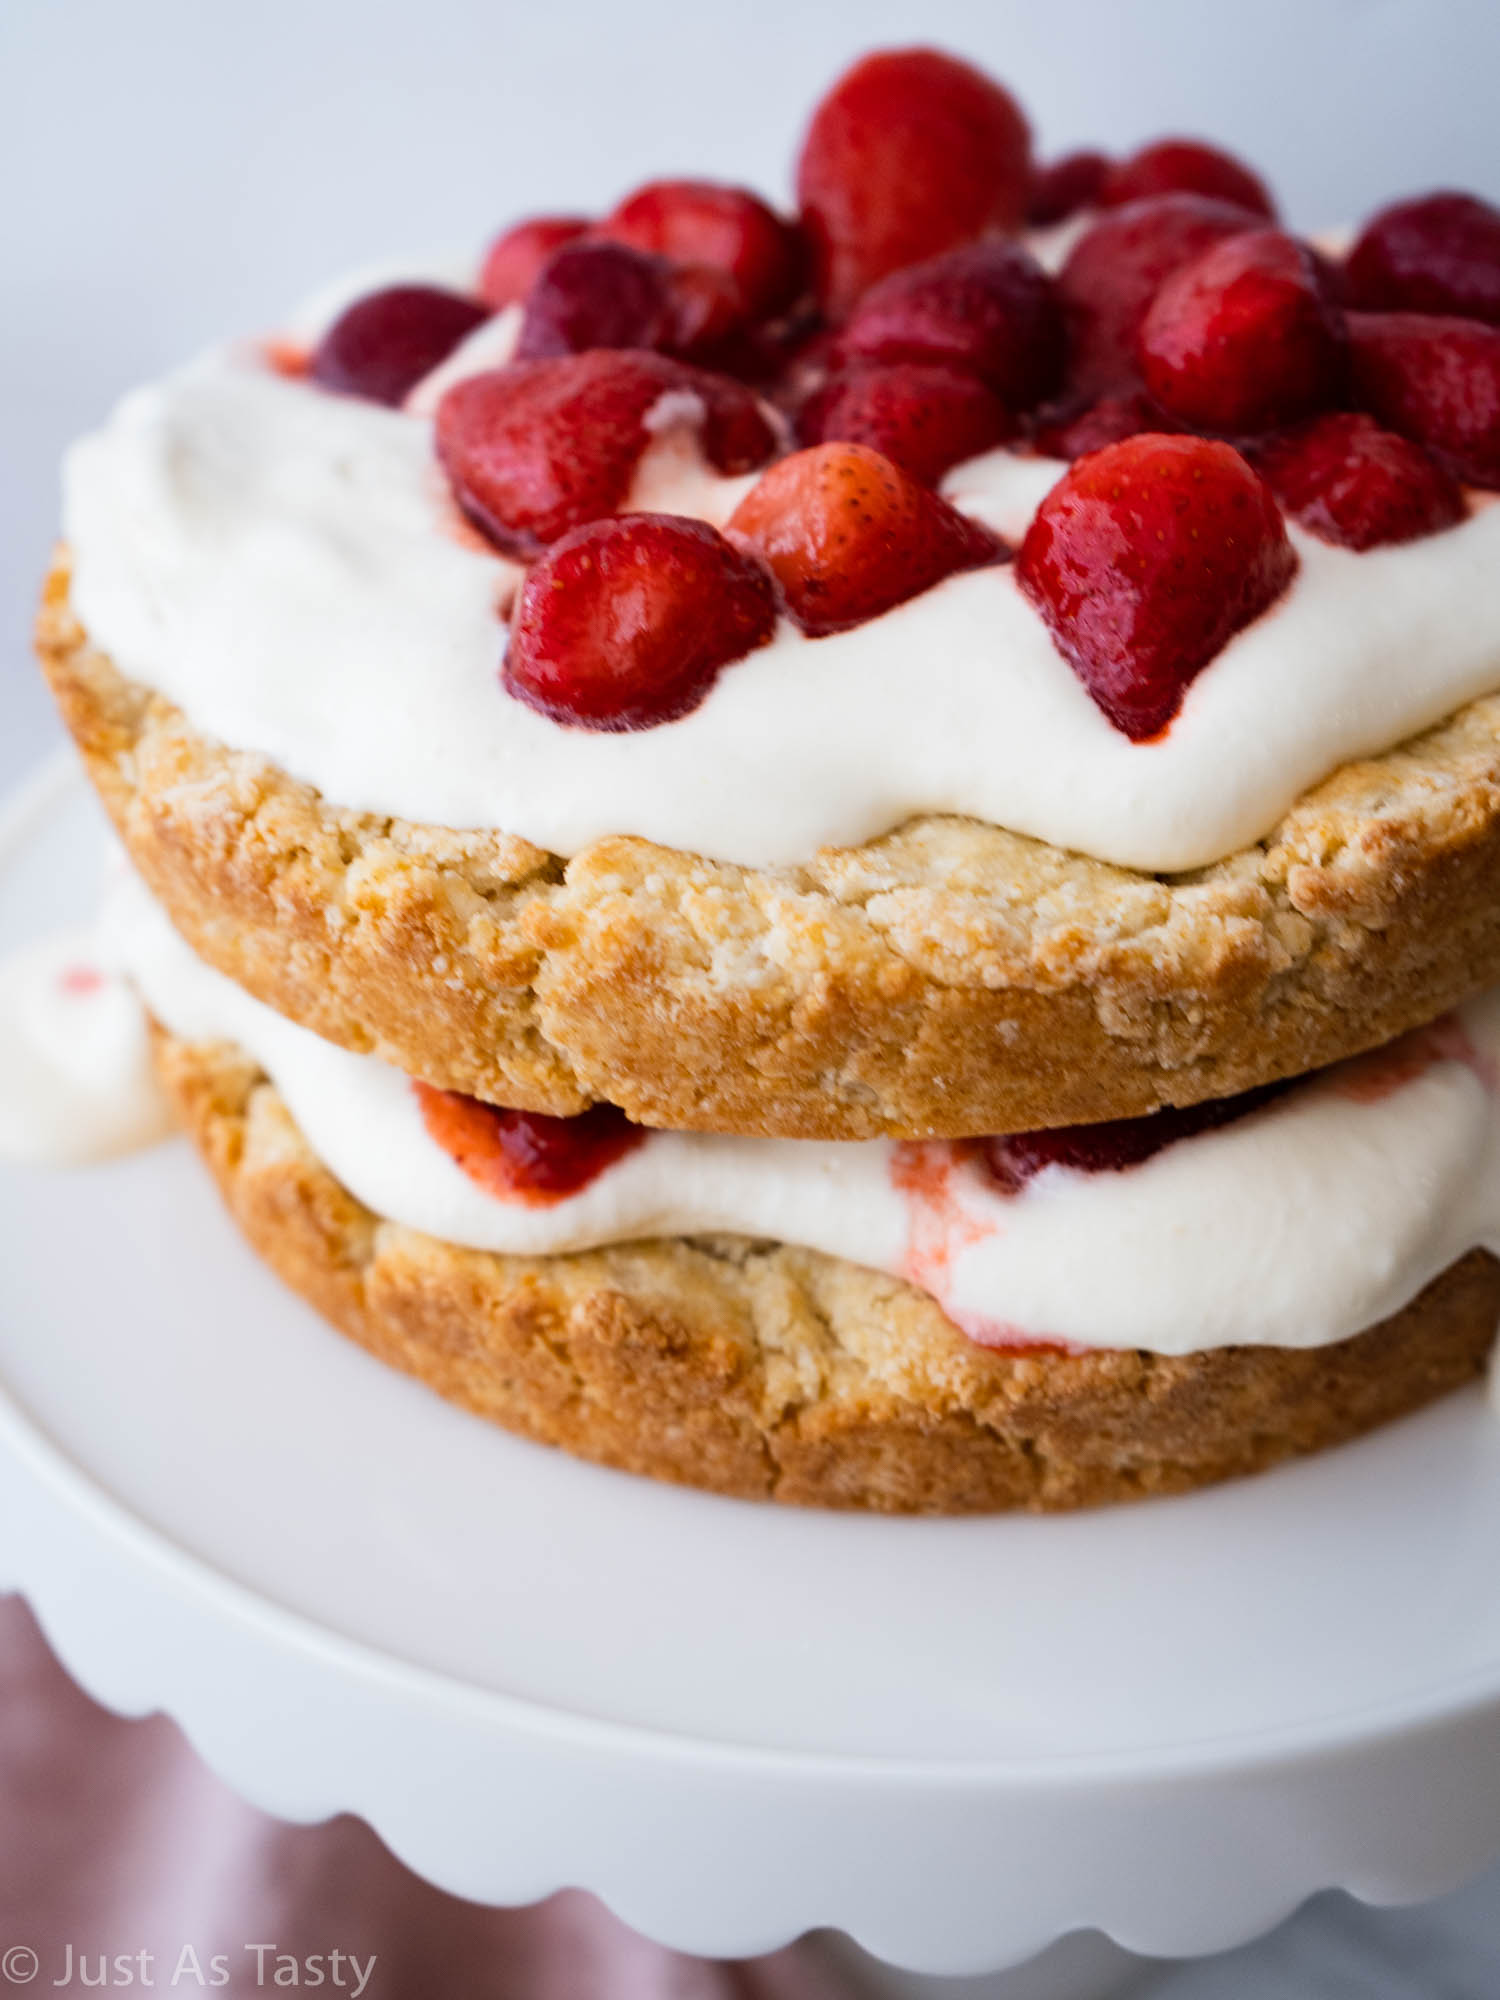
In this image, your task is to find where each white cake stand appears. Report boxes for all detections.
[2,758,1500,1979]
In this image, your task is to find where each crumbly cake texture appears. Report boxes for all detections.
[42,557,1500,1141]
[154,1024,1497,1512]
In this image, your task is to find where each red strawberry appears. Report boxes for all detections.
[1101,140,1275,220]
[1137,228,1346,434]
[795,48,1031,319]
[1252,413,1464,550]
[515,240,676,359]
[309,285,490,406]
[1059,193,1264,391]
[835,240,1063,410]
[436,351,776,556]
[796,364,1014,484]
[1030,388,1172,459]
[981,1080,1289,1191]
[1348,311,1500,488]
[1345,192,1500,325]
[479,216,591,308]
[1015,434,1297,739]
[415,1085,644,1203]
[503,514,777,730]
[1027,152,1111,229]
[600,180,806,321]
[726,442,1003,636]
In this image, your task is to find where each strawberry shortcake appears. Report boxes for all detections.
[37,48,1500,1506]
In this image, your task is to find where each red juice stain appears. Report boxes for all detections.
[263,339,310,379]
[414,1084,644,1206]
[58,964,104,998]
[1329,1013,1497,1103]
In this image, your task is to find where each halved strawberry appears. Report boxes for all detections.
[415,1084,644,1202]
[726,442,1004,636]
[835,240,1063,409]
[1138,227,1346,434]
[309,285,490,406]
[1030,388,1173,459]
[1016,434,1297,739]
[515,240,676,359]
[436,351,775,555]
[1252,412,1464,550]
[1101,139,1275,219]
[797,364,1014,484]
[1345,191,1500,325]
[795,48,1031,318]
[479,216,591,308]
[1349,310,1500,488]
[1059,193,1264,391]
[503,514,777,730]
[600,179,806,321]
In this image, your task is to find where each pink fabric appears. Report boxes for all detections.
[0,1594,851,1998]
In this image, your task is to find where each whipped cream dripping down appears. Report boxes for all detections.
[112,867,1500,1363]
[60,258,1500,877]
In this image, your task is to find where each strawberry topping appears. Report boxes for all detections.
[600,180,806,322]
[1345,191,1500,325]
[727,442,1004,637]
[479,216,591,309]
[1016,434,1297,739]
[515,240,677,359]
[503,513,777,730]
[796,364,1014,485]
[795,48,1031,318]
[1027,151,1111,228]
[1059,193,1265,391]
[835,240,1063,410]
[309,285,489,406]
[415,1085,644,1204]
[1101,139,1276,220]
[1253,412,1464,550]
[436,351,775,555]
[1030,388,1173,459]
[1137,227,1346,434]
[981,1080,1289,1192]
[1349,310,1500,488]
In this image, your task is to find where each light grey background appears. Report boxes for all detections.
[3,0,1500,1987]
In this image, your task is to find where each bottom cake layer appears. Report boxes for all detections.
[154,1027,1500,1514]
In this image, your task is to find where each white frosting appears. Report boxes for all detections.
[113,872,1500,1357]
[62,300,1500,876]
[0,929,173,1165]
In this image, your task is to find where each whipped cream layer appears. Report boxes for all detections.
[115,872,1500,1356]
[62,276,1500,876]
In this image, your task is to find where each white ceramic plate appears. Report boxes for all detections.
[2,758,1499,1975]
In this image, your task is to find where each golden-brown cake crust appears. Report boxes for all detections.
[154,1024,1499,1513]
[43,557,1500,1140]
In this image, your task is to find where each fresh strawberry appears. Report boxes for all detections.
[1015,434,1297,739]
[1027,151,1110,228]
[795,48,1031,318]
[1252,412,1464,550]
[600,179,806,321]
[415,1085,644,1202]
[1345,192,1500,325]
[503,514,777,730]
[436,352,775,555]
[1101,140,1275,219]
[479,216,591,308]
[1348,311,1500,488]
[1059,193,1263,390]
[309,285,490,406]
[726,442,1003,636]
[1030,388,1172,459]
[981,1080,1289,1191]
[515,241,677,359]
[835,240,1063,409]
[1137,227,1346,434]
[796,364,1014,484]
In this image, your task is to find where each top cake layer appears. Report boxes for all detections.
[41,46,1500,1138]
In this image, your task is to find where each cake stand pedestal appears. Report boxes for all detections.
[3,759,1500,1978]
